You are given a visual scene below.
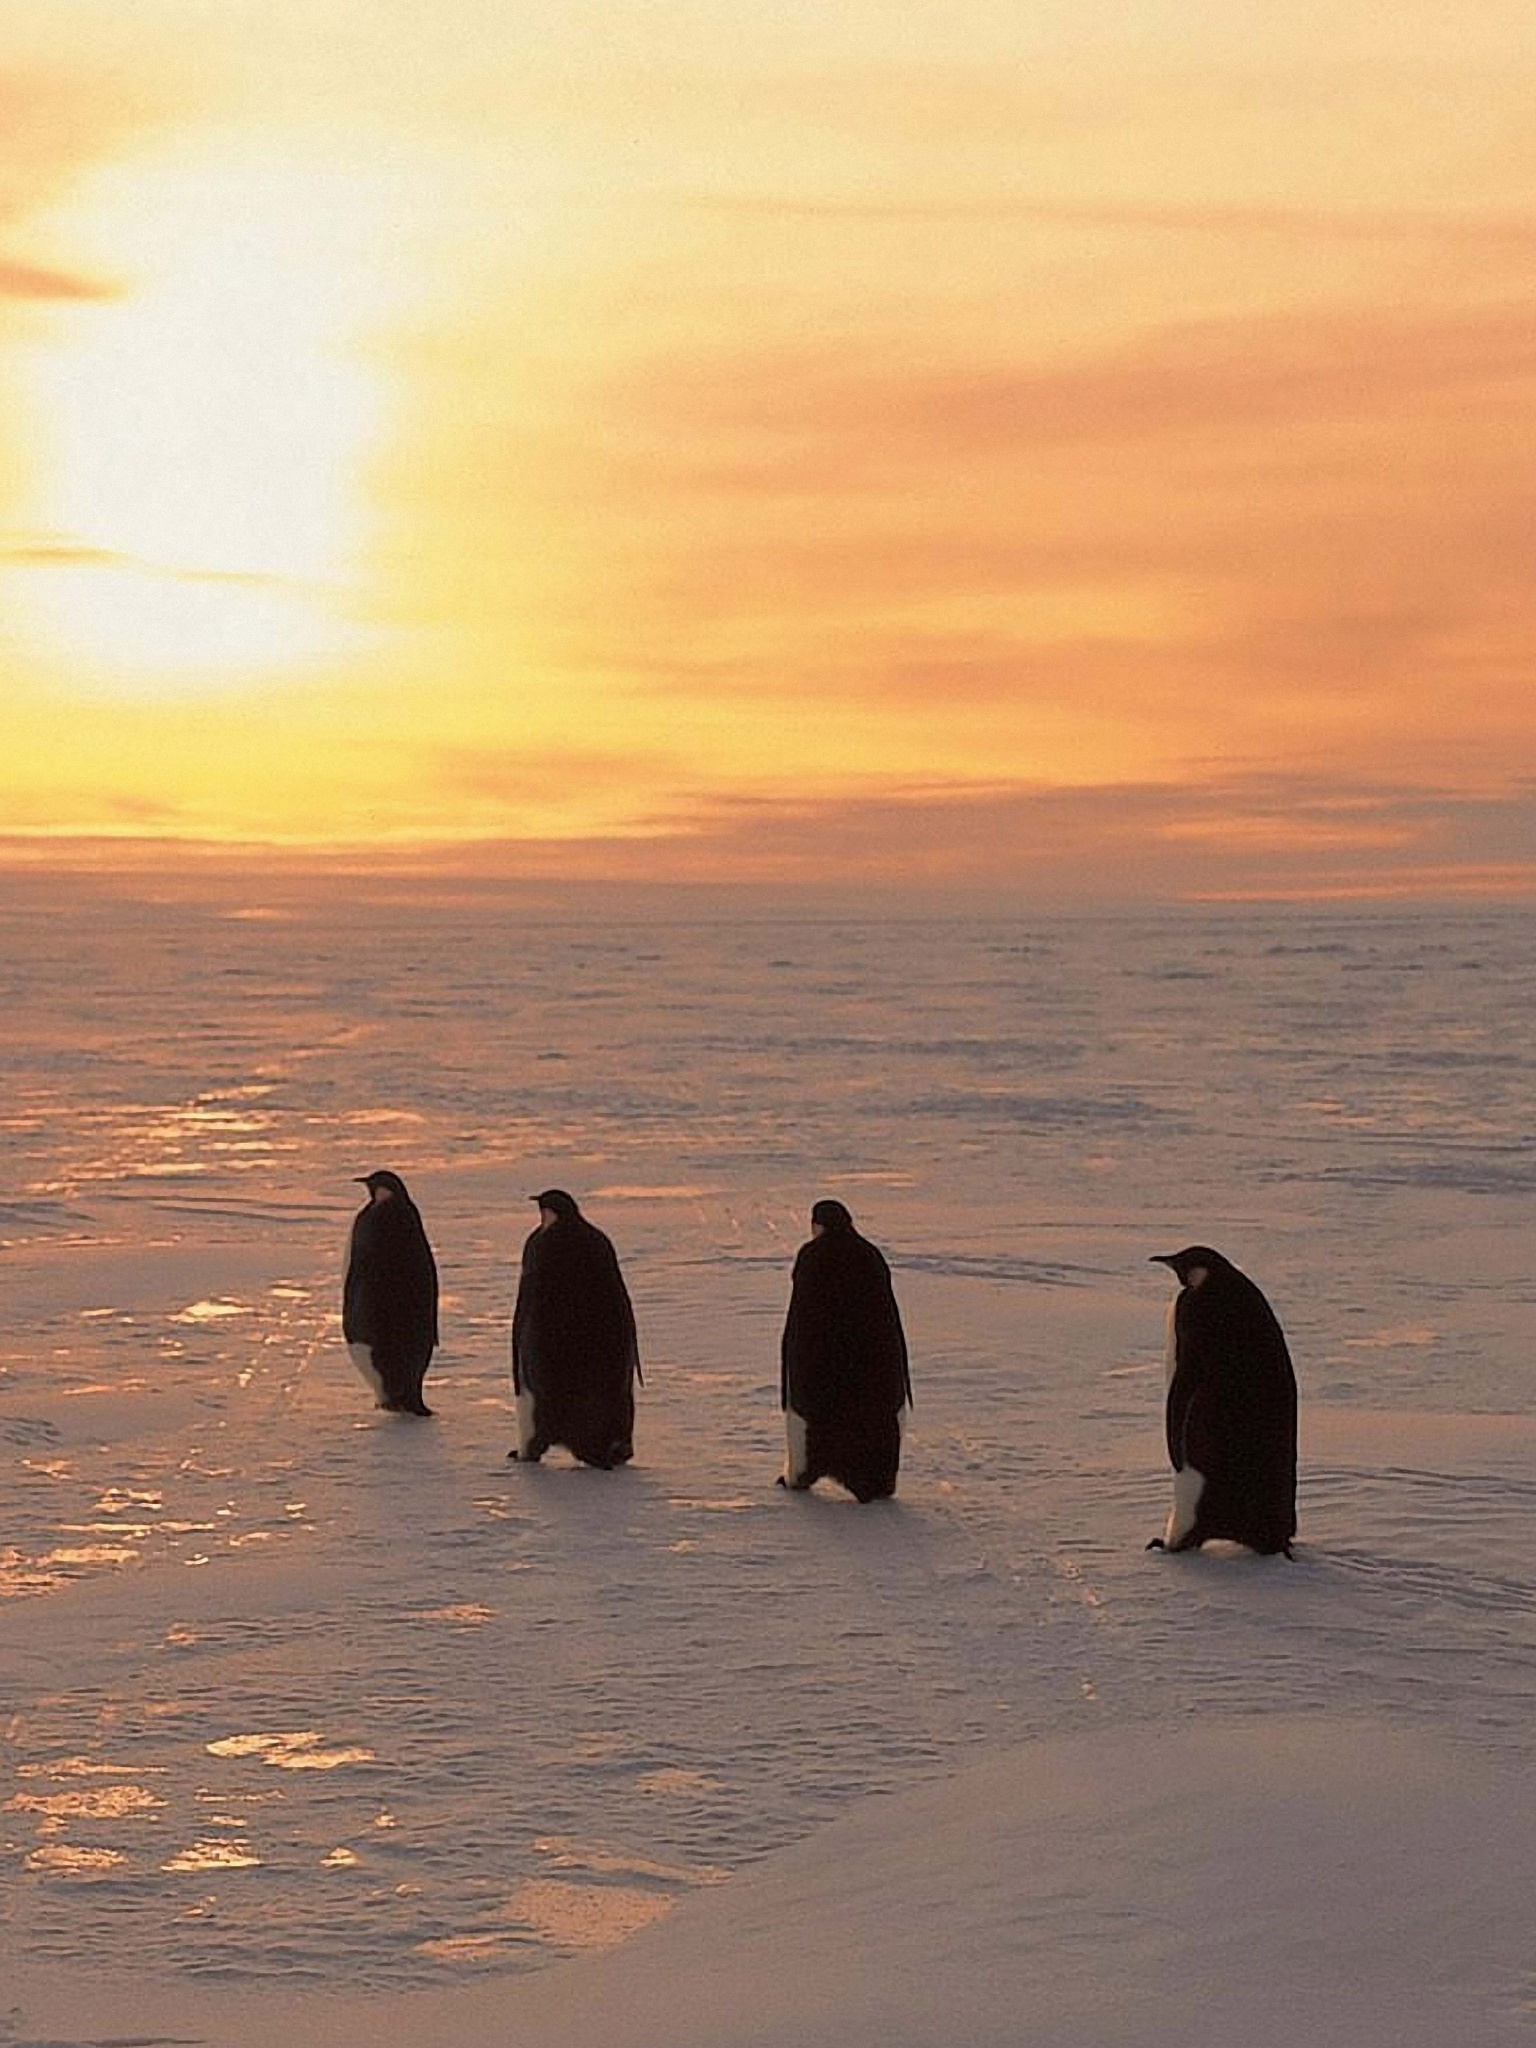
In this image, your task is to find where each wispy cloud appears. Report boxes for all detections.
[48,774,1505,900]
[684,193,1536,251]
[605,775,1536,896]
[608,301,1536,478]
[0,254,117,298]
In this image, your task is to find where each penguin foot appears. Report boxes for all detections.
[508,1446,543,1464]
[1145,1537,1167,1551]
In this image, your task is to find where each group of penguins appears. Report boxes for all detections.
[343,1171,1300,1549]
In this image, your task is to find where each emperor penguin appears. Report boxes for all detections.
[342,1171,439,1417]
[779,1199,913,1503]
[509,1190,641,1468]
[1148,1245,1297,1556]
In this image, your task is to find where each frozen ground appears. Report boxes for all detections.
[1,874,1532,2042]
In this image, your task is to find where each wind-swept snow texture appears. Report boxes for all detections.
[1,876,1532,2043]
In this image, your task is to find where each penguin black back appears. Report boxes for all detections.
[510,1191,640,1467]
[780,1200,912,1502]
[343,1171,439,1415]
[1150,1246,1297,1555]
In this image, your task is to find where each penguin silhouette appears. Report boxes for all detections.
[1149,1245,1296,1555]
[510,1190,641,1468]
[779,1199,912,1503]
[343,1171,438,1417]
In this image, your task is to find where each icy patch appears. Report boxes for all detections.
[636,1768,726,1798]
[498,1878,677,1951]
[162,1840,263,1872]
[414,1604,495,1627]
[23,1844,127,1876]
[7,1784,164,1821]
[205,1733,376,1771]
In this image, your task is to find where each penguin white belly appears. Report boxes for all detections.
[1165,1462,1206,1546]
[515,1386,540,1457]
[1162,1297,1204,1543]
[784,1407,810,1486]
[349,1342,388,1407]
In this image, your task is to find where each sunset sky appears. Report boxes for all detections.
[2,0,1534,893]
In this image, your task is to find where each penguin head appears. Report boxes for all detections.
[810,1198,854,1237]
[357,1170,411,1205]
[531,1188,581,1226]
[1150,1244,1228,1288]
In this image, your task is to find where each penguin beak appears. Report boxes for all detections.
[1149,1254,1177,1269]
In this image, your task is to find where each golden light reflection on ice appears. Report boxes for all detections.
[17,1756,166,1780]
[44,1544,141,1567]
[61,1521,156,1538]
[25,1844,128,1876]
[636,1767,725,1797]
[0,1549,69,1597]
[174,1299,251,1324]
[8,1783,164,1820]
[416,1603,494,1627]
[162,1840,263,1872]
[206,1731,376,1770]
[95,1487,163,1512]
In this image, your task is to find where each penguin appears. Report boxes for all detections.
[509,1190,641,1468]
[342,1171,439,1417]
[1148,1245,1297,1556]
[779,1199,913,1503]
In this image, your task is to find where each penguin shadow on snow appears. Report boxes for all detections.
[773,1483,956,1585]
[343,1399,460,1532]
[502,1451,663,1547]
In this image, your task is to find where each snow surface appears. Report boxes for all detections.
[2,880,1533,2044]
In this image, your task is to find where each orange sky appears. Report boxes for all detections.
[2,2,1533,893]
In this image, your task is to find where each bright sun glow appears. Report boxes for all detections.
[10,143,402,691]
